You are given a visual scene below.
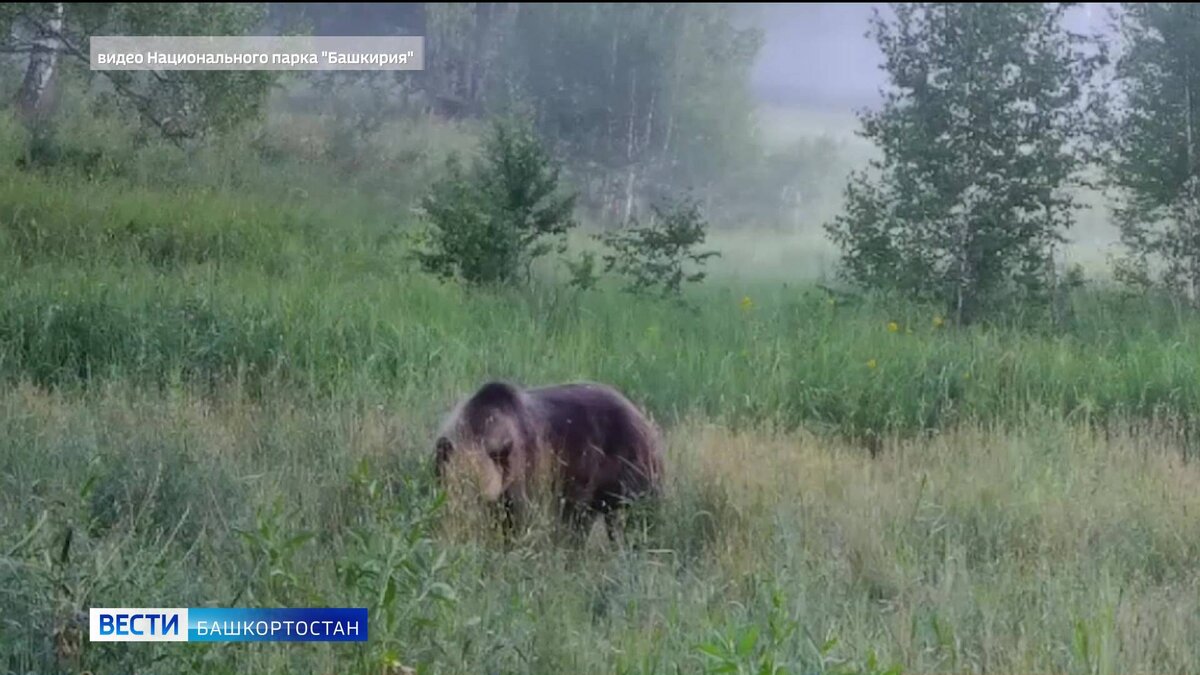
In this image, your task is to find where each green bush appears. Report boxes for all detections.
[414,118,577,286]
[564,249,601,291]
[597,196,720,299]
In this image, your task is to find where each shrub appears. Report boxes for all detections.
[414,118,577,286]
[564,249,601,291]
[597,196,720,299]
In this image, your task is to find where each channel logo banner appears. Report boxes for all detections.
[90,608,188,642]
[90,608,368,642]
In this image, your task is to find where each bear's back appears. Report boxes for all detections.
[528,382,662,482]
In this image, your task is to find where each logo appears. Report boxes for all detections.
[89,608,368,643]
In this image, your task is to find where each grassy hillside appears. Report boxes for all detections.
[4,107,1200,674]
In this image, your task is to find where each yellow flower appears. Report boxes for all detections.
[964,372,972,380]
[867,358,878,370]
[933,315,946,328]
[740,296,754,312]
[887,321,900,333]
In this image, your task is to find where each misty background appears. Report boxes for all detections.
[3,2,1127,277]
[258,2,1124,270]
[751,3,1121,271]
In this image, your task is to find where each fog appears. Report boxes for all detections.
[5,2,1132,273]
[743,3,1122,271]
[751,3,1115,109]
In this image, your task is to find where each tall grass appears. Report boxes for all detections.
[4,384,1200,674]
[4,106,1198,441]
[3,244,1200,443]
[4,101,1200,674]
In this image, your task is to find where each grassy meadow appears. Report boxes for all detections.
[4,106,1200,675]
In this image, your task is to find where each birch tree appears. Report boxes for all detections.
[2,3,274,140]
[826,3,1102,324]
[1106,3,1200,306]
[12,2,63,121]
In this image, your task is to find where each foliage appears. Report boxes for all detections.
[564,249,602,292]
[10,6,1200,671]
[12,88,1200,443]
[10,111,1200,672]
[597,196,720,299]
[414,117,577,286]
[825,3,1104,325]
[1105,3,1200,306]
[3,3,275,141]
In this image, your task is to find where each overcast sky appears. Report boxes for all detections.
[749,3,1116,112]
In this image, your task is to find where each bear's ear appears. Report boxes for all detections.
[435,437,454,478]
[471,381,522,411]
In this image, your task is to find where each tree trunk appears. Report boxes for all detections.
[605,16,619,170]
[662,111,674,159]
[1187,178,1200,309]
[617,64,639,225]
[1191,245,1200,310]
[1186,41,1199,307]
[1047,236,1066,327]
[643,90,655,152]
[642,89,655,199]
[953,210,975,326]
[16,2,65,123]
[952,5,977,326]
[625,66,637,165]
[623,167,636,225]
[1187,11,1197,178]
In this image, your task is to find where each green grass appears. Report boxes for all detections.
[4,105,1200,674]
[6,386,1200,674]
[4,244,1200,443]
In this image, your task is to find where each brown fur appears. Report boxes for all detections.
[435,380,664,541]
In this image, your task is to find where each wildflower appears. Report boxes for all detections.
[740,296,754,312]
[827,298,836,306]
[867,358,878,370]
[964,372,972,380]
[887,321,899,333]
[933,315,945,328]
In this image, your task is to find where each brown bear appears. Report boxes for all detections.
[434,380,664,542]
